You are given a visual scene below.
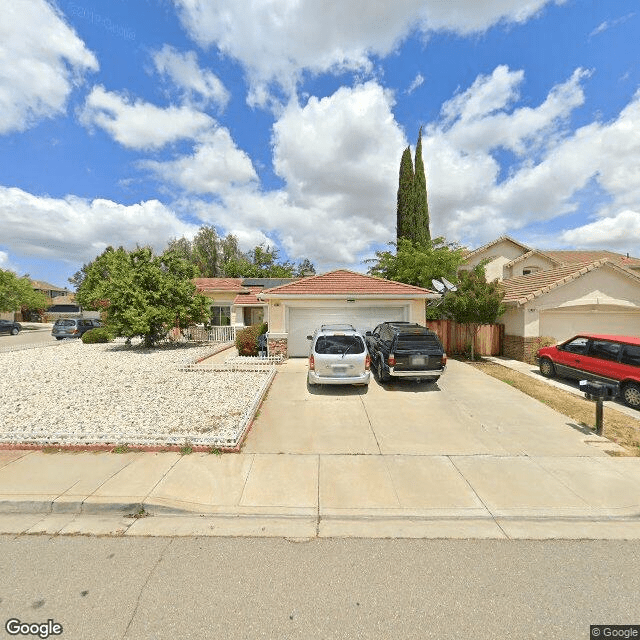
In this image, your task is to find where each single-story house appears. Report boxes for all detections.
[194,277,297,329]
[257,269,438,357]
[461,236,640,361]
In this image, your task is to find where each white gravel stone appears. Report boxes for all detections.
[0,341,273,448]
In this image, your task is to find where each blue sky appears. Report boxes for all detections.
[1,0,640,289]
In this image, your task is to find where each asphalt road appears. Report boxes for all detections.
[0,325,57,349]
[1,536,639,640]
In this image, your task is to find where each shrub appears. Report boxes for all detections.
[235,323,268,356]
[81,328,113,344]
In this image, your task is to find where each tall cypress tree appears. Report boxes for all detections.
[396,146,414,245]
[413,127,431,245]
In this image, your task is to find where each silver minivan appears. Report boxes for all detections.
[307,324,370,386]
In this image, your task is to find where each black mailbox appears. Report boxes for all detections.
[579,380,617,401]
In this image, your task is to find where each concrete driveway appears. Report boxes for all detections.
[243,358,610,457]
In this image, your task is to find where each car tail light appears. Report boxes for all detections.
[365,354,370,370]
[309,354,315,371]
[388,354,396,367]
[441,353,447,366]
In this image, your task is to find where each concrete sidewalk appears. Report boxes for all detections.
[2,447,640,539]
[1,358,640,539]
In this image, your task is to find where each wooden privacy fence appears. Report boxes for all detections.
[425,319,504,356]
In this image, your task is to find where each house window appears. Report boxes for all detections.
[210,305,231,326]
[522,266,540,275]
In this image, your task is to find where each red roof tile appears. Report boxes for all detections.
[260,269,434,297]
[233,286,265,306]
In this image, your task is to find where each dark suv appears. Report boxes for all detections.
[52,318,102,340]
[366,322,446,383]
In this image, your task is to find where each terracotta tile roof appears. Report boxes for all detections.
[259,269,434,297]
[504,249,562,268]
[233,286,265,306]
[194,278,245,292]
[501,259,640,305]
[545,250,640,268]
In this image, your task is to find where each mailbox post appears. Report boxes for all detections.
[579,380,617,436]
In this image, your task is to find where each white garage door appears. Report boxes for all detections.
[287,306,406,356]
[540,308,640,343]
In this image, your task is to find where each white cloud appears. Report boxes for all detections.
[80,85,214,150]
[0,250,17,272]
[0,0,98,134]
[407,73,424,95]
[589,13,635,38]
[0,186,197,265]
[560,210,640,250]
[181,81,406,268]
[173,0,564,106]
[153,45,229,109]
[273,82,405,219]
[420,68,640,257]
[141,128,258,194]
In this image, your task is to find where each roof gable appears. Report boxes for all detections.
[260,269,434,297]
[501,259,640,305]
[463,235,531,262]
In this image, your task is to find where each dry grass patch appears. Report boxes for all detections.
[466,360,640,457]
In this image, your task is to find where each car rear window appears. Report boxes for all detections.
[54,320,75,327]
[315,335,365,354]
[621,344,640,367]
[396,334,441,350]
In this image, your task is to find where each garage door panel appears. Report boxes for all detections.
[287,307,406,356]
[540,309,640,343]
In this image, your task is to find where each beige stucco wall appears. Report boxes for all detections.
[504,253,557,279]
[504,268,640,339]
[461,240,527,282]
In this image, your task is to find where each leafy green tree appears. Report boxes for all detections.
[220,233,242,266]
[367,237,465,289]
[295,258,316,277]
[166,236,194,264]
[76,246,208,347]
[0,269,48,312]
[441,263,506,360]
[192,225,220,277]
[413,127,431,245]
[223,244,298,278]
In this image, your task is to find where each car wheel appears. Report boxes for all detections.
[10,327,19,335]
[622,382,640,410]
[55,337,63,341]
[377,358,390,383]
[539,358,555,378]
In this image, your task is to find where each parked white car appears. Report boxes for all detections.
[307,324,370,386]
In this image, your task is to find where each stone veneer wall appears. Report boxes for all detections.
[268,338,288,358]
[504,334,556,363]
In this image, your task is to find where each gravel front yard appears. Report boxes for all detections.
[0,341,274,448]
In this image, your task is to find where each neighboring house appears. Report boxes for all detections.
[31,280,71,302]
[193,277,298,330]
[461,236,640,361]
[257,269,438,357]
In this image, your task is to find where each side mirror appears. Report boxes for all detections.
[306,335,312,340]
[365,331,372,336]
